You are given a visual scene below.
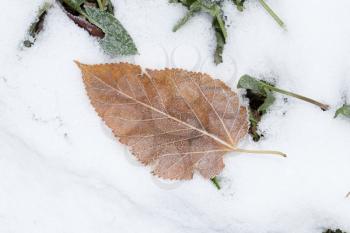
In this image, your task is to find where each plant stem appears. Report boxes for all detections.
[211,177,221,190]
[258,0,285,28]
[234,148,286,157]
[216,15,227,40]
[267,85,330,111]
[96,0,104,10]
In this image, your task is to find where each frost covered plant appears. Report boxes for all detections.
[170,0,227,64]
[237,75,329,141]
[22,2,52,48]
[334,104,350,119]
[22,0,137,56]
[170,0,285,65]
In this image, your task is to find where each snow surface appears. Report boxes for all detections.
[1,0,350,232]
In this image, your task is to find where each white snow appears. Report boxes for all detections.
[1,0,350,232]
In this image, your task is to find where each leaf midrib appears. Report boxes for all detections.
[88,70,235,150]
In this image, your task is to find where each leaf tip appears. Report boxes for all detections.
[74,60,85,70]
[74,60,81,65]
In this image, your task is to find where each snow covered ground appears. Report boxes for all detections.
[1,0,350,232]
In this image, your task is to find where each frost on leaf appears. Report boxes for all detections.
[84,6,138,56]
[334,104,350,119]
[76,62,248,180]
[22,2,52,48]
[57,0,137,56]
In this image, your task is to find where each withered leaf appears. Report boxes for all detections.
[76,62,249,180]
[22,2,52,48]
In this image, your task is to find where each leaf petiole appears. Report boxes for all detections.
[234,148,286,157]
[266,85,330,111]
[258,0,285,28]
[96,0,104,10]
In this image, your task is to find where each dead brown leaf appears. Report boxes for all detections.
[76,62,267,180]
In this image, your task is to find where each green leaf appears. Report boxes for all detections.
[194,1,227,39]
[169,0,197,7]
[232,0,245,11]
[323,229,347,233]
[258,88,275,114]
[238,74,330,140]
[334,104,350,118]
[237,75,276,141]
[62,0,86,12]
[105,0,115,15]
[237,75,270,94]
[84,6,138,56]
[170,0,227,64]
[248,110,261,141]
[239,75,329,110]
[22,2,52,48]
[213,17,225,64]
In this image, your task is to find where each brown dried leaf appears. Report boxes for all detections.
[76,62,249,180]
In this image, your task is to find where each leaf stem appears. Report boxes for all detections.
[258,0,285,28]
[234,148,287,157]
[96,0,104,10]
[267,85,330,111]
[215,15,227,40]
[210,177,221,190]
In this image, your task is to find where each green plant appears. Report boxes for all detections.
[59,0,137,56]
[237,75,329,140]
[170,0,285,65]
[22,2,52,48]
[170,0,227,64]
[334,104,350,119]
[22,0,137,56]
